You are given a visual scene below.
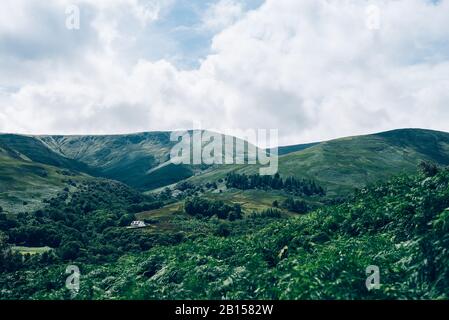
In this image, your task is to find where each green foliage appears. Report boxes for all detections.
[184,197,242,221]
[12,167,444,300]
[282,197,310,214]
[2,179,176,268]
[225,173,325,196]
[3,159,449,300]
[215,223,231,237]
[418,161,439,177]
[0,231,23,272]
[58,241,82,261]
[254,208,283,219]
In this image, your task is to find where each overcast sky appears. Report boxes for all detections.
[0,0,448,145]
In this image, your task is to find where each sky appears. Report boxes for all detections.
[0,0,448,146]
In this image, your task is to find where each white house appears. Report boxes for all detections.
[130,220,146,228]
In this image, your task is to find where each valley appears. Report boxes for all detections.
[1,128,449,300]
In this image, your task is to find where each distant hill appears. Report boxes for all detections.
[0,134,90,173]
[38,132,180,190]
[189,129,449,195]
[38,131,256,190]
[2,128,449,207]
[0,138,88,214]
[277,142,319,155]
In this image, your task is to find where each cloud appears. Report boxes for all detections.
[201,0,244,31]
[0,0,448,145]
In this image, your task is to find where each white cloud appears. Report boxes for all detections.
[201,0,244,31]
[0,0,449,145]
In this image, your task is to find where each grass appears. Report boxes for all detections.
[0,152,88,214]
[187,129,449,196]
[12,246,53,255]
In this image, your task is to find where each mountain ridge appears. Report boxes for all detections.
[2,128,449,206]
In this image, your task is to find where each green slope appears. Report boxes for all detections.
[0,135,95,214]
[189,129,449,195]
[39,131,257,190]
[6,167,449,299]
[0,147,87,214]
[39,132,175,190]
[3,128,449,198]
[277,142,319,155]
[0,134,91,173]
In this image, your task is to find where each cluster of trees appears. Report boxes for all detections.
[127,201,163,214]
[173,181,219,199]
[225,173,325,196]
[0,231,23,272]
[184,197,242,221]
[419,160,439,177]
[280,197,311,214]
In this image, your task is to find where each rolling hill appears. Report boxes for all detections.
[0,131,258,212]
[2,128,449,213]
[189,129,449,195]
[2,127,449,301]
[38,131,257,190]
[0,139,88,214]
[38,132,182,190]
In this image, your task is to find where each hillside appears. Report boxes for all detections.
[0,135,91,173]
[0,135,90,214]
[38,132,182,190]
[2,128,449,300]
[3,164,449,299]
[38,131,256,190]
[190,129,449,195]
[277,142,319,155]
[0,155,86,215]
[2,128,449,213]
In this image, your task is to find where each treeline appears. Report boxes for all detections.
[185,197,243,221]
[225,173,325,196]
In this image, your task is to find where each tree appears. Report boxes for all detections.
[185,197,242,221]
[419,161,439,177]
[59,241,82,260]
[119,214,135,227]
[0,231,22,272]
[215,223,230,237]
[282,197,310,214]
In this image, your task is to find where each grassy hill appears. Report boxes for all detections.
[2,128,449,300]
[0,134,90,173]
[0,131,258,211]
[39,131,256,190]
[2,128,449,213]
[189,129,449,195]
[0,148,87,214]
[39,132,177,189]
[278,142,319,155]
